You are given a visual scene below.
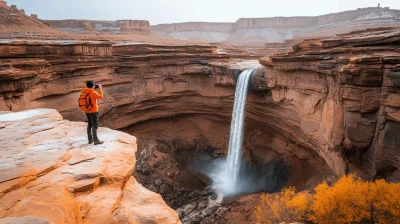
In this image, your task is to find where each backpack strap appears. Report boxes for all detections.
[85,90,93,109]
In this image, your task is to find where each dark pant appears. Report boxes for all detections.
[86,112,99,141]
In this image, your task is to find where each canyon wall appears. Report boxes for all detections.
[259,28,400,181]
[0,37,331,196]
[151,22,235,43]
[0,109,180,224]
[151,7,400,45]
[152,22,236,32]
[44,19,151,33]
[1,28,399,197]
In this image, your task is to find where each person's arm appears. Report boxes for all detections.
[92,85,103,99]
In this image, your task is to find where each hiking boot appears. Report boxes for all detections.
[94,140,104,145]
[88,139,94,144]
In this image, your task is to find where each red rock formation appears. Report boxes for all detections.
[0,31,350,196]
[0,39,113,57]
[0,28,399,220]
[44,19,151,33]
[152,22,236,32]
[0,3,61,35]
[0,0,7,8]
[0,109,180,224]
[259,27,400,179]
[151,7,400,45]
[30,14,38,20]
[118,20,151,32]
[216,40,297,59]
[0,39,235,119]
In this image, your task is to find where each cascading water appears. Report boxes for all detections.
[221,68,253,195]
[193,68,280,199]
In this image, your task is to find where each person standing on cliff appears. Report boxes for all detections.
[79,81,104,145]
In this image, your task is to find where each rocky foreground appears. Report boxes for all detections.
[0,109,180,224]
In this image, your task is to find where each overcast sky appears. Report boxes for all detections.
[7,0,399,25]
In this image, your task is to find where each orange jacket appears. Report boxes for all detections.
[81,88,103,113]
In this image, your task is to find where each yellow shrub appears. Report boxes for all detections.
[310,175,400,224]
[254,186,311,224]
[255,175,400,224]
[310,175,365,223]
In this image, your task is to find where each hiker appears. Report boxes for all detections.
[78,81,104,145]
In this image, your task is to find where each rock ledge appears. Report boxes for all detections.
[0,109,180,224]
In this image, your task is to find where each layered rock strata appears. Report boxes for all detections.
[0,2,59,34]
[0,36,335,194]
[0,36,328,202]
[259,27,400,180]
[1,28,399,210]
[151,7,400,45]
[0,109,180,224]
[0,39,246,127]
[44,20,151,33]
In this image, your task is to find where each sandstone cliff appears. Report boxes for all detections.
[0,109,180,224]
[44,20,151,33]
[259,27,400,180]
[151,7,400,45]
[0,1,61,36]
[0,39,248,127]
[0,28,399,222]
[0,2,177,43]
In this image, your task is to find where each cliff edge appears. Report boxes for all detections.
[0,109,180,224]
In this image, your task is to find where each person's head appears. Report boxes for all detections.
[86,81,94,89]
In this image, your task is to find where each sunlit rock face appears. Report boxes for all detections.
[151,7,400,45]
[0,109,180,224]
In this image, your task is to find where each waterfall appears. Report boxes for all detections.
[221,69,253,194]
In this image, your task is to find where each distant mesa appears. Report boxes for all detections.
[151,7,400,45]
[44,19,151,33]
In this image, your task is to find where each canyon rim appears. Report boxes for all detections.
[0,0,400,223]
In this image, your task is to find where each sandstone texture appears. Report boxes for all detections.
[0,39,251,126]
[0,34,333,202]
[44,20,151,33]
[260,27,400,180]
[0,2,186,44]
[0,109,180,224]
[0,2,61,35]
[151,7,400,45]
[1,25,399,190]
[0,4,399,221]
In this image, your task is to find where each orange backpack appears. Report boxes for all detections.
[78,90,93,112]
